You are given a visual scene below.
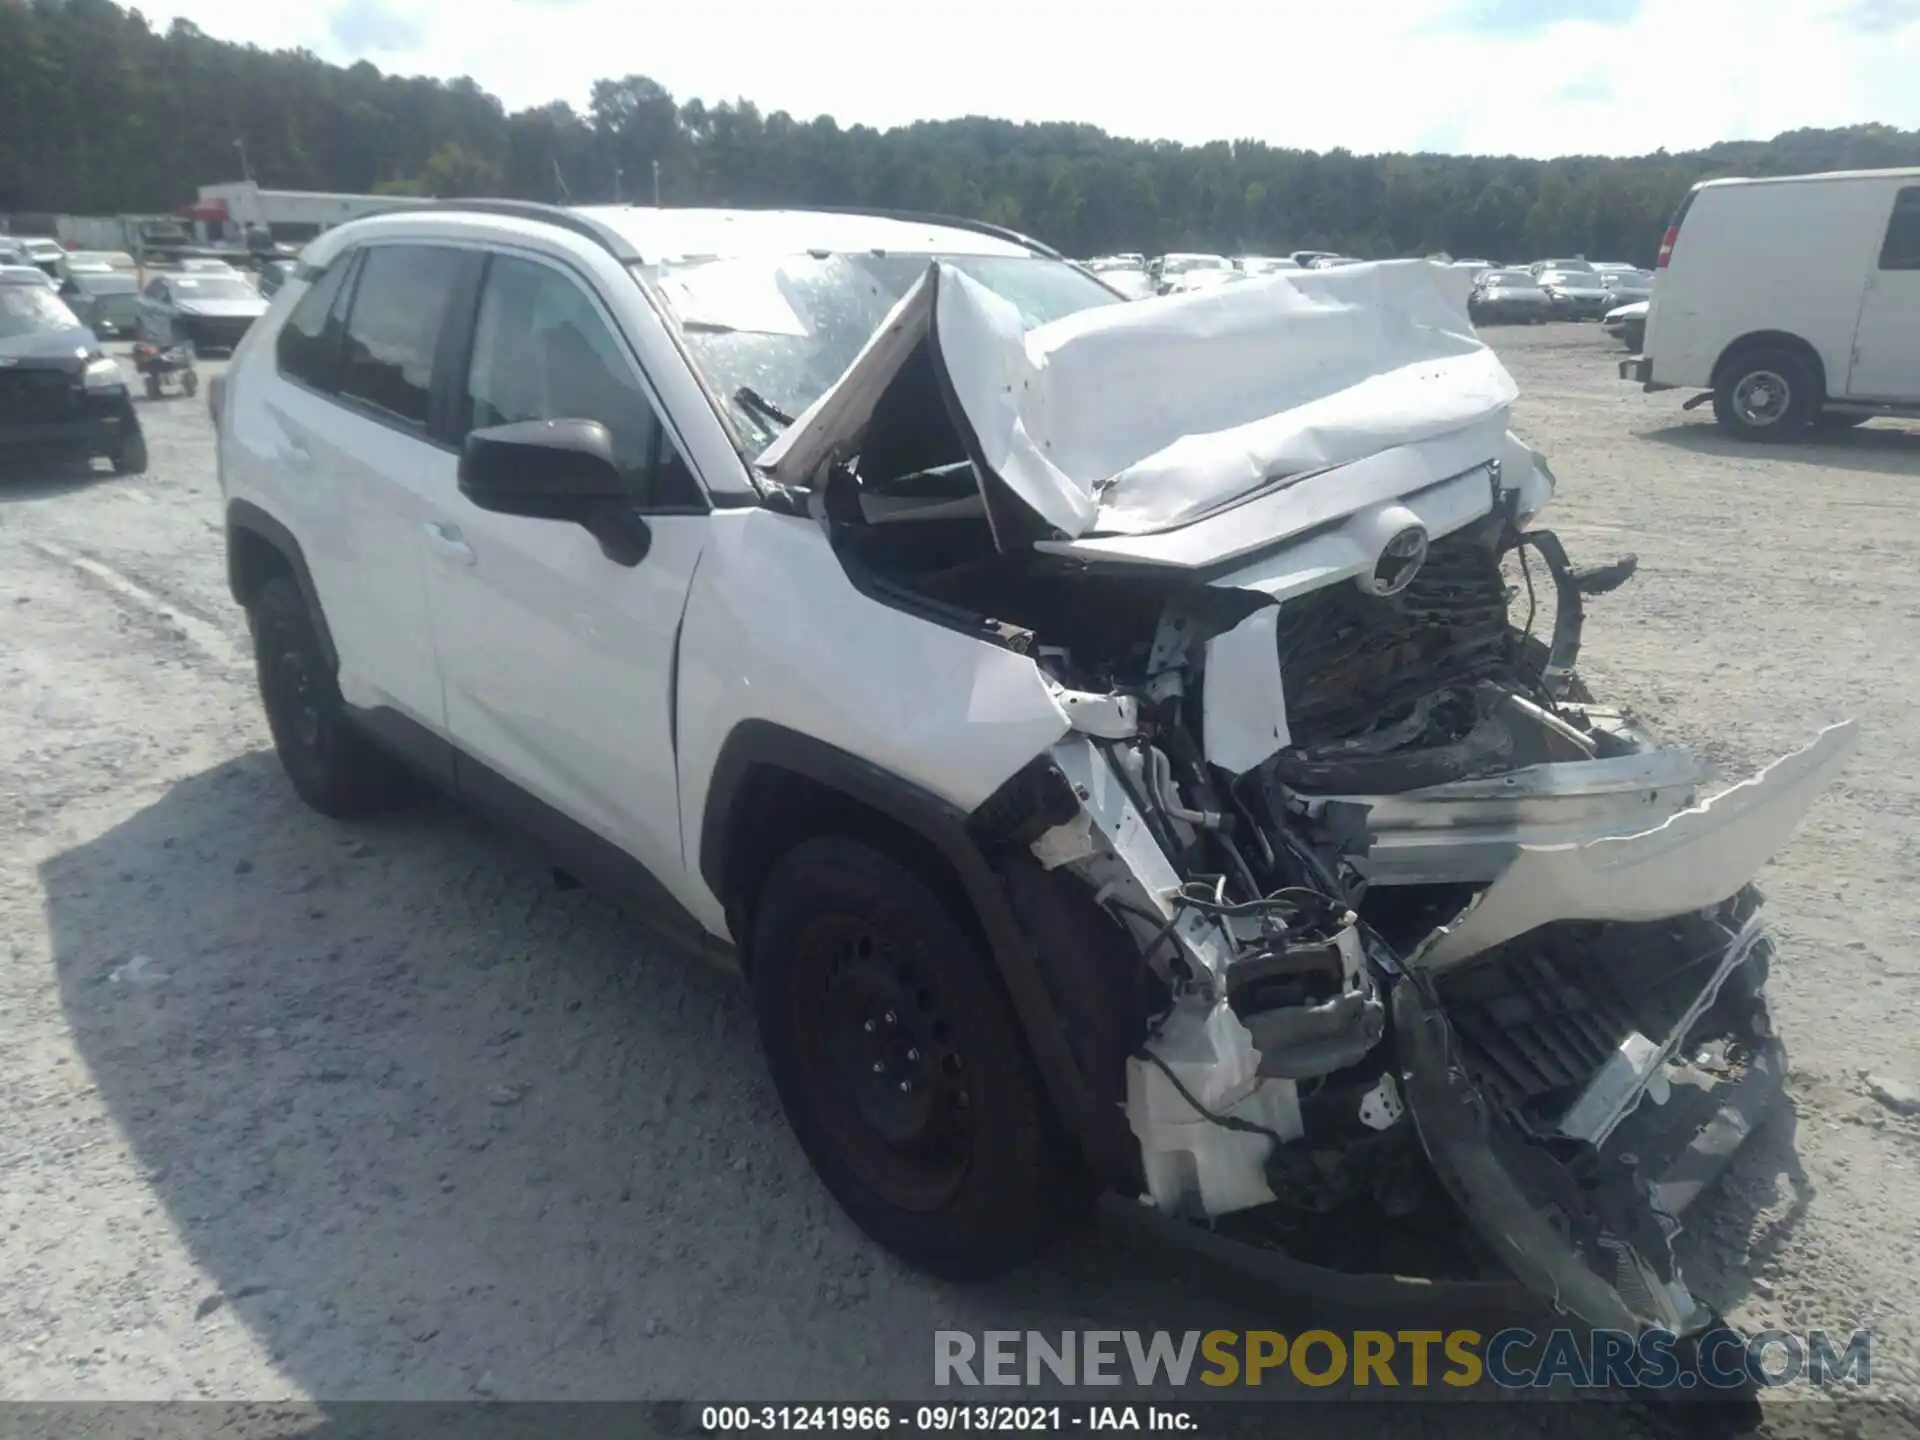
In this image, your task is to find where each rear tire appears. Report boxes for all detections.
[751,836,1090,1280]
[250,575,409,818]
[1712,347,1816,441]
[112,432,148,475]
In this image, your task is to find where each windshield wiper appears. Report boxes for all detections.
[733,385,795,435]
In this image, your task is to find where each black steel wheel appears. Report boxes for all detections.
[250,575,408,818]
[751,837,1089,1279]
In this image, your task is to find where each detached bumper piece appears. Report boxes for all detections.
[1400,888,1779,1340]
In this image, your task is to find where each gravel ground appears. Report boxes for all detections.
[2,326,1917,1436]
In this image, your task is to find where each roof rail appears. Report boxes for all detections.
[359,196,1064,264]
[718,202,1067,261]
[361,197,643,263]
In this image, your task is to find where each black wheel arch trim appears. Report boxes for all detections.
[225,498,337,673]
[1711,330,1828,396]
[700,720,1111,1171]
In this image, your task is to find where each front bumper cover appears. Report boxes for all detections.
[0,388,139,460]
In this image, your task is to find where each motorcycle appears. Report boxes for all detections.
[131,341,199,400]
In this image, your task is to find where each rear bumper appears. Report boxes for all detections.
[179,315,257,352]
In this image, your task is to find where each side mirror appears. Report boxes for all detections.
[457,419,650,566]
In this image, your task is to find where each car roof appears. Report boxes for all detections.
[0,264,53,285]
[582,206,1038,262]
[305,203,1046,269]
[1696,165,1920,190]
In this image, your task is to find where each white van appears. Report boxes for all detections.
[1621,167,1920,439]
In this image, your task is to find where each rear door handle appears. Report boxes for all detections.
[423,520,476,566]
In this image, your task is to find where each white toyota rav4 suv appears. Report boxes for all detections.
[216,201,1851,1361]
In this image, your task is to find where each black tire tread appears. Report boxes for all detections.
[751,836,1089,1281]
[251,575,407,819]
[1712,346,1817,442]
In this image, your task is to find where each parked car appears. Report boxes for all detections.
[213,207,1840,1397]
[1528,257,1597,275]
[1290,249,1339,268]
[1624,166,1920,439]
[0,264,55,290]
[256,258,296,300]
[179,257,242,276]
[1232,255,1302,275]
[58,270,143,339]
[1599,267,1654,308]
[1535,266,1615,319]
[137,270,269,353]
[1308,254,1365,268]
[59,249,137,278]
[1468,268,1553,324]
[1151,252,1231,294]
[19,237,67,278]
[1604,299,1649,352]
[1164,266,1242,294]
[0,269,146,473]
[0,240,28,268]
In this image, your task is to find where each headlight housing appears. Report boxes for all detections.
[82,355,125,391]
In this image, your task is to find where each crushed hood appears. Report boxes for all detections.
[759,258,1522,551]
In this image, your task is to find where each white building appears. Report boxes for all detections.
[188,182,433,245]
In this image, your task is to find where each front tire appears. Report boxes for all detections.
[751,837,1089,1280]
[1713,348,1816,441]
[250,575,408,818]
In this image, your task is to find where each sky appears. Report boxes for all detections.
[133,0,1920,158]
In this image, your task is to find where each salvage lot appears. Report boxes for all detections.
[2,324,1918,1428]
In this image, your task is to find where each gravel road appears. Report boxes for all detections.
[2,326,1917,1436]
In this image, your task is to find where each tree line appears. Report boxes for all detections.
[5,0,1919,265]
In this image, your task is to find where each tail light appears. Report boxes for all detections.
[1655,225,1679,268]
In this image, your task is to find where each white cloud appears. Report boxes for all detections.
[133,0,1920,157]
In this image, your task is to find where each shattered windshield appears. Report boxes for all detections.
[643,252,1120,445]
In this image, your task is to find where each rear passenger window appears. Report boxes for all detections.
[275,258,354,391]
[336,246,461,428]
[463,254,702,509]
[1879,187,1920,271]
